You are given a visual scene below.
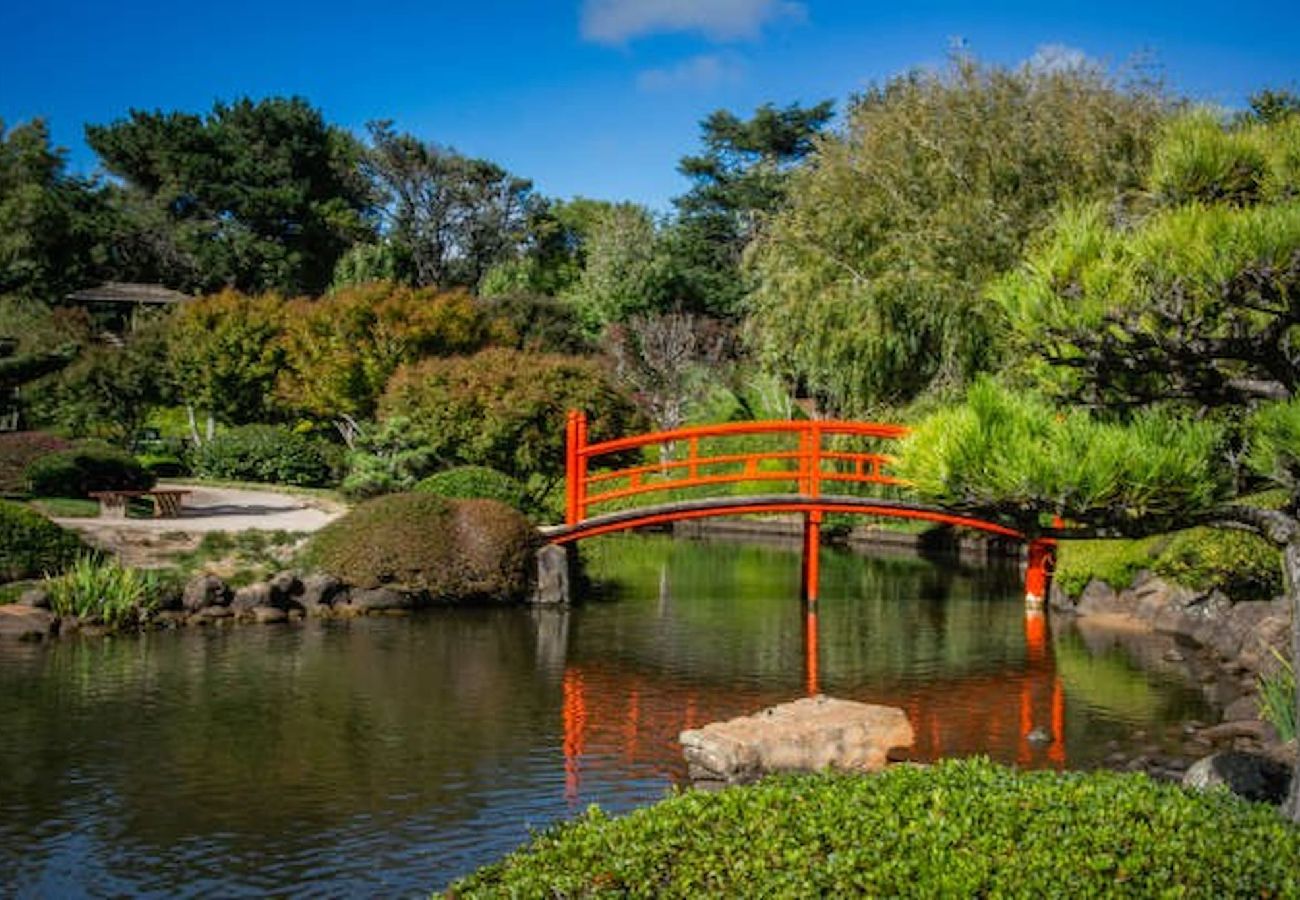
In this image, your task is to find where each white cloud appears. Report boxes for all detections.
[636,53,746,92]
[582,0,805,44]
[1027,43,1093,73]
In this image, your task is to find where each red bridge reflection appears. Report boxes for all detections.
[562,607,1064,802]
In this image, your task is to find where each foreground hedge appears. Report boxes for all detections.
[0,501,91,582]
[416,466,527,510]
[304,493,536,602]
[450,759,1300,897]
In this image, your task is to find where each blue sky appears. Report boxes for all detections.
[2,0,1297,210]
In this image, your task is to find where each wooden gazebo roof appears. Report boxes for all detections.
[64,282,191,306]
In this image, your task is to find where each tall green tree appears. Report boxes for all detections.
[87,97,372,295]
[748,54,1167,415]
[671,101,834,318]
[898,108,1300,820]
[0,119,108,301]
[364,121,537,289]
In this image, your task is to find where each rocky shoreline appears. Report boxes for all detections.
[0,570,466,642]
[1051,570,1296,803]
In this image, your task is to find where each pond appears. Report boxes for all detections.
[0,535,1218,896]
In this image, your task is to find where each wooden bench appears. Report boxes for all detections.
[89,488,191,519]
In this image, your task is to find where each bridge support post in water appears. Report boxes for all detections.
[801,510,822,603]
[1024,538,1056,607]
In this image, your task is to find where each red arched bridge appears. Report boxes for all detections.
[543,411,1055,603]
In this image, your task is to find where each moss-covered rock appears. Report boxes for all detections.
[304,493,536,603]
[451,758,1300,897]
[0,500,92,582]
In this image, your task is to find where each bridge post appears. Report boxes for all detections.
[802,511,822,603]
[1024,538,1056,606]
[565,410,588,526]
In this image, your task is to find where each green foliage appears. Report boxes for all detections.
[896,380,1229,532]
[1056,528,1282,601]
[304,493,536,602]
[415,466,527,509]
[43,556,160,628]
[189,425,339,487]
[277,282,497,424]
[1258,651,1297,741]
[24,443,155,498]
[563,203,674,332]
[339,417,440,498]
[452,758,1300,897]
[0,430,71,495]
[378,348,640,482]
[364,122,537,289]
[165,290,287,427]
[749,55,1166,414]
[0,500,91,581]
[1247,397,1300,488]
[0,119,109,301]
[1155,528,1281,598]
[995,111,1300,408]
[1054,536,1163,598]
[32,320,172,442]
[169,529,305,580]
[480,293,591,354]
[86,96,372,295]
[1150,109,1272,206]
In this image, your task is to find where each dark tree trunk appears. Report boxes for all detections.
[1282,538,1300,822]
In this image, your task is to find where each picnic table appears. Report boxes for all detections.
[88,488,191,519]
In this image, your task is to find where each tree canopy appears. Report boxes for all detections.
[747,55,1167,415]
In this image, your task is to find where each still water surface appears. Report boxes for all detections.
[0,536,1214,896]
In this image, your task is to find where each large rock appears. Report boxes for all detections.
[679,696,914,785]
[531,544,571,605]
[1076,580,1123,616]
[299,573,347,615]
[231,583,273,615]
[182,575,230,612]
[1183,751,1292,804]
[341,587,415,614]
[0,605,57,641]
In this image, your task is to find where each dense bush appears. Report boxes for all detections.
[378,348,640,481]
[415,466,527,509]
[0,431,71,495]
[304,493,536,602]
[0,500,91,581]
[190,425,340,487]
[24,443,155,498]
[452,758,1300,897]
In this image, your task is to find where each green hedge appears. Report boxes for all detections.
[190,425,339,487]
[304,493,536,602]
[415,466,527,510]
[24,443,155,498]
[0,500,92,582]
[451,758,1300,897]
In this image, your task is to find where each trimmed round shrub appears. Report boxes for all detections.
[190,425,339,487]
[24,443,155,498]
[0,500,92,582]
[452,758,1300,897]
[415,466,527,509]
[304,493,536,602]
[0,431,72,496]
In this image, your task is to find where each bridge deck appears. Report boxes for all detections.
[542,493,1025,544]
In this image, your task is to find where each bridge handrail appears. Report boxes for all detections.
[564,412,912,526]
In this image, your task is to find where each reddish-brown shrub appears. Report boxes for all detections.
[304,493,537,603]
[0,432,72,496]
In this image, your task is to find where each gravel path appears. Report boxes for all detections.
[53,482,347,535]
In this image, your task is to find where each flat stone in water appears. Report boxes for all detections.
[679,695,914,785]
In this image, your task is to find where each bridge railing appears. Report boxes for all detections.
[564,411,911,525]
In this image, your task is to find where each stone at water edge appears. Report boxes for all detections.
[0,605,57,641]
[1183,751,1292,805]
[679,696,914,785]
